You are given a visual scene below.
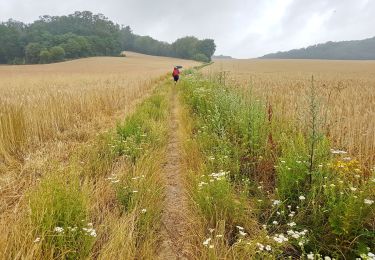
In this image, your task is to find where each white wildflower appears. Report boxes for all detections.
[364,199,374,205]
[287,222,296,227]
[256,243,264,251]
[209,245,214,249]
[324,256,331,260]
[307,252,314,259]
[272,221,278,225]
[236,226,244,230]
[33,237,41,243]
[203,238,211,246]
[265,245,272,251]
[272,200,281,206]
[239,230,247,236]
[299,195,306,200]
[141,208,147,213]
[273,233,288,243]
[330,149,347,155]
[54,227,64,233]
[350,187,357,192]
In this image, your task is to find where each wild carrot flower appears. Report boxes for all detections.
[364,199,374,205]
[299,195,306,200]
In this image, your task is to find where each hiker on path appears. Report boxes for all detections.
[172,66,180,84]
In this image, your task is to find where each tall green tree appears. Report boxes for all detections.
[49,46,65,62]
[25,43,43,63]
[0,11,217,64]
[196,39,216,61]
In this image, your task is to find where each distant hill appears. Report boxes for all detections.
[260,37,375,60]
[213,55,234,60]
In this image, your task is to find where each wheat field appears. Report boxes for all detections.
[0,53,198,251]
[205,59,375,166]
[0,52,198,165]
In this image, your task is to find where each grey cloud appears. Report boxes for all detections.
[0,0,374,58]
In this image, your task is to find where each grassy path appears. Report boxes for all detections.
[158,85,191,259]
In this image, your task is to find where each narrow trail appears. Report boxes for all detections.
[158,86,190,260]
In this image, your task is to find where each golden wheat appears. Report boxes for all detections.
[205,59,375,166]
[0,52,198,166]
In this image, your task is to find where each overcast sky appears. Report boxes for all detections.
[1,0,374,58]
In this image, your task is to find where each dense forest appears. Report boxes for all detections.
[0,11,216,64]
[260,37,375,60]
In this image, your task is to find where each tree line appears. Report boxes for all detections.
[0,11,216,64]
[260,36,375,60]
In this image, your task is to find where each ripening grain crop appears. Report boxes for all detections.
[0,52,198,165]
[205,59,375,166]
